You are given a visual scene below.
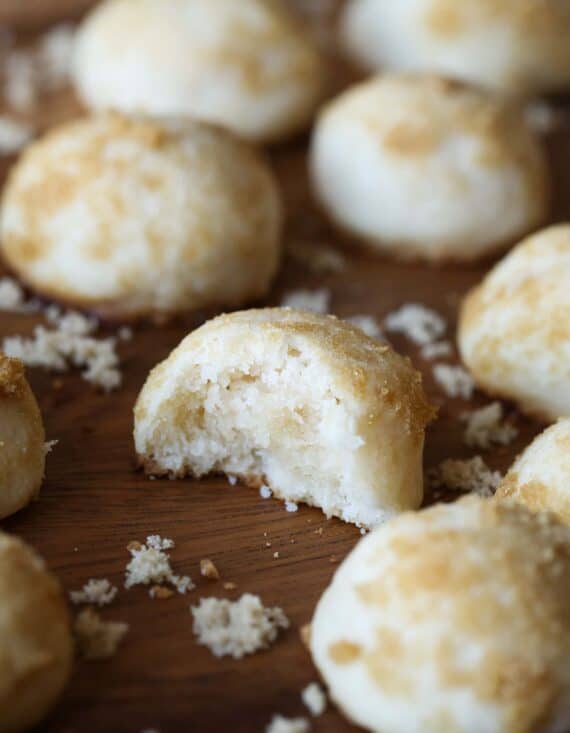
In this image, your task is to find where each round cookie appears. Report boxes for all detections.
[310,74,549,262]
[134,308,435,528]
[458,224,570,421]
[310,496,570,733]
[497,419,570,524]
[0,115,282,319]
[72,0,325,144]
[0,354,45,520]
[340,0,570,97]
[0,532,73,733]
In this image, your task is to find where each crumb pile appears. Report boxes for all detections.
[191,593,289,659]
[74,607,128,660]
[70,578,118,607]
[125,535,193,596]
[3,307,122,391]
[462,402,518,449]
[428,456,502,497]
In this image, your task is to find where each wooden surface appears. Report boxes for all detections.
[1,2,569,732]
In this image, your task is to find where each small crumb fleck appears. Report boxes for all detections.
[228,475,238,486]
[273,551,280,559]
[74,607,128,660]
[420,341,453,360]
[302,682,327,717]
[433,364,475,400]
[266,716,310,733]
[300,624,311,648]
[259,484,272,499]
[223,582,237,590]
[345,314,383,339]
[281,288,330,314]
[200,558,220,580]
[70,578,118,607]
[384,304,446,345]
[149,585,175,600]
[285,501,299,513]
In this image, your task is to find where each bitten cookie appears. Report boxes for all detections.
[0,354,45,520]
[0,115,282,319]
[311,496,570,733]
[72,0,325,144]
[497,419,570,524]
[134,308,435,528]
[0,532,73,733]
[310,75,549,262]
[340,0,570,97]
[458,224,570,421]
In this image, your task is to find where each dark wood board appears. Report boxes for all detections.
[0,2,568,731]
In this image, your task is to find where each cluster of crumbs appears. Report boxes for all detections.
[384,303,446,345]
[428,456,502,497]
[266,716,310,733]
[191,593,289,659]
[281,288,331,314]
[301,683,327,716]
[286,240,346,274]
[70,578,118,607]
[0,115,33,155]
[74,607,129,660]
[433,364,475,399]
[125,535,194,597]
[3,24,75,113]
[462,402,518,449]
[3,306,123,391]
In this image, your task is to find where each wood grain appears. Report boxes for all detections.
[0,3,569,732]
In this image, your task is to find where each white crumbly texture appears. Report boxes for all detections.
[459,224,570,421]
[433,364,475,400]
[311,75,548,262]
[266,716,311,733]
[0,115,281,318]
[134,309,432,529]
[125,535,193,596]
[70,578,118,607]
[191,593,289,659]
[72,0,324,143]
[3,310,122,391]
[3,25,74,112]
[384,304,446,345]
[285,501,299,513]
[497,419,570,524]
[281,289,331,314]
[74,607,128,660]
[340,0,570,96]
[0,277,39,313]
[428,456,502,497]
[462,403,518,450]
[302,683,327,716]
[310,496,570,733]
[345,315,383,339]
[0,116,33,155]
[260,485,272,499]
[420,341,453,360]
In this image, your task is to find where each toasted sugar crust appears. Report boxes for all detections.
[136,308,437,440]
[311,496,570,733]
[0,114,282,317]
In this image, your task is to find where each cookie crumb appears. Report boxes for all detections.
[433,364,475,399]
[70,578,118,607]
[462,402,518,449]
[74,608,128,660]
[266,715,310,733]
[301,682,327,716]
[200,558,220,580]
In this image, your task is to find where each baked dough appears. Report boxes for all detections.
[0,115,282,319]
[0,532,73,733]
[72,0,325,144]
[497,419,570,524]
[310,75,549,262]
[459,224,570,421]
[341,0,570,97]
[311,496,570,733]
[134,308,435,528]
[0,355,45,520]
